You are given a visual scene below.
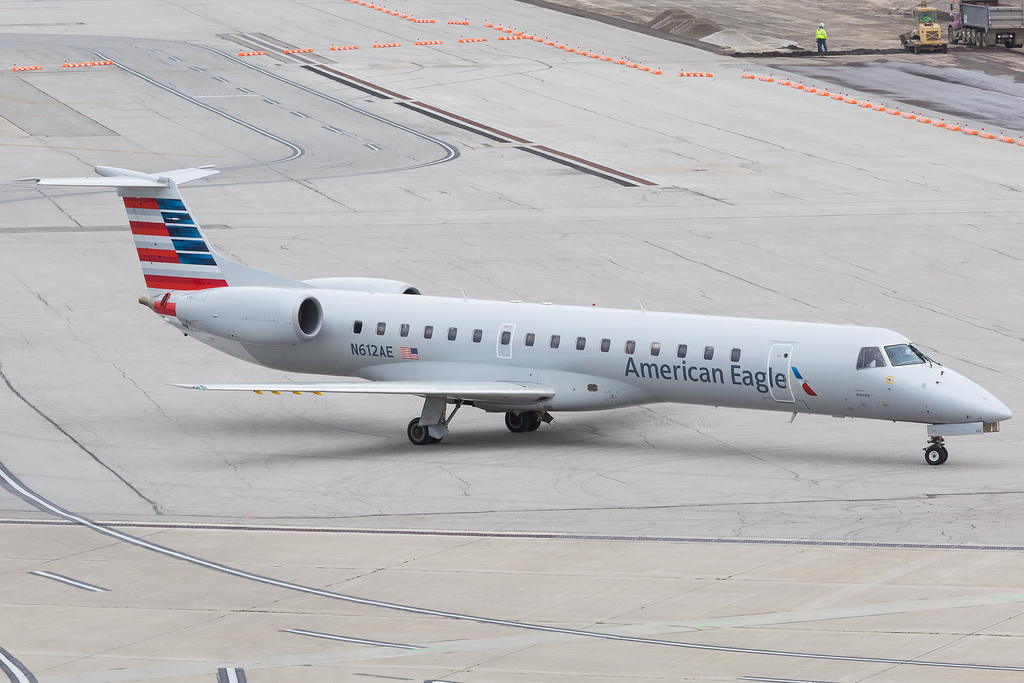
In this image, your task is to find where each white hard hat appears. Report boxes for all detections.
[819,23,824,27]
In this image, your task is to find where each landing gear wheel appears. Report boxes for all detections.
[505,411,544,432]
[924,444,948,466]
[505,411,529,433]
[407,418,441,445]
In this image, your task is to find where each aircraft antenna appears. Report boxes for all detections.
[639,301,646,313]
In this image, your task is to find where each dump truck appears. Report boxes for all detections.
[948,1,1024,47]
[900,4,949,51]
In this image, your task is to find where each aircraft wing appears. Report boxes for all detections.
[172,381,555,404]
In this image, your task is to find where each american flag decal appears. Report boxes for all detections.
[400,347,419,360]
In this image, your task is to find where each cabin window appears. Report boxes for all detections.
[624,340,636,354]
[731,348,741,362]
[525,333,535,347]
[500,330,512,345]
[473,329,483,343]
[650,342,661,356]
[857,346,886,369]
[550,335,561,349]
[677,344,687,358]
[601,339,611,352]
[448,327,458,341]
[376,322,386,336]
[423,325,433,339]
[704,346,714,361]
[353,320,363,334]
[400,324,409,337]
[576,337,586,350]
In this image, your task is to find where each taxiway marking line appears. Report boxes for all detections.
[0,647,35,683]
[282,628,421,650]
[2,456,1023,674]
[29,570,108,592]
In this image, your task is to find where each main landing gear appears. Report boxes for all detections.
[406,397,552,445]
[505,410,545,433]
[923,436,949,466]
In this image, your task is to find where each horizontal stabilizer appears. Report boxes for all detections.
[19,165,218,188]
[173,381,556,403]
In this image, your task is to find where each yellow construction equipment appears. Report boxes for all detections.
[900,3,948,53]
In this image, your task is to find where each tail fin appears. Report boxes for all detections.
[23,166,302,293]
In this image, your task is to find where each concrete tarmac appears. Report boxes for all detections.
[2,0,1024,681]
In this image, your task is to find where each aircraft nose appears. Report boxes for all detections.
[950,373,1012,423]
[979,391,1013,423]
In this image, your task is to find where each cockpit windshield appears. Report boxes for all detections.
[884,343,937,367]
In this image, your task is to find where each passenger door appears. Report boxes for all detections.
[768,343,795,403]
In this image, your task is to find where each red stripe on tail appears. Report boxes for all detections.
[137,248,180,263]
[124,197,160,210]
[130,220,170,236]
[143,274,228,290]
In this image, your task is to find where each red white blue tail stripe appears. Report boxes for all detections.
[124,195,227,291]
[23,166,304,293]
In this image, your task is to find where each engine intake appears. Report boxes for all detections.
[174,287,323,345]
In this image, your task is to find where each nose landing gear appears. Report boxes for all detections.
[924,436,949,465]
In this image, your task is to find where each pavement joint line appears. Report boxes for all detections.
[2,518,1024,551]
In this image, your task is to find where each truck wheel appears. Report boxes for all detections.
[948,26,958,44]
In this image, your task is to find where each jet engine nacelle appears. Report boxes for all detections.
[303,276,421,295]
[175,287,323,345]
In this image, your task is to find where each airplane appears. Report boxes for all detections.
[23,166,1012,465]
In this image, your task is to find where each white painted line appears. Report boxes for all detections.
[29,570,107,592]
[216,667,246,683]
[0,647,33,683]
[282,629,420,650]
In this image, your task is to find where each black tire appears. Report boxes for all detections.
[525,411,543,431]
[948,26,958,44]
[505,411,528,433]
[924,445,948,465]
[407,417,434,445]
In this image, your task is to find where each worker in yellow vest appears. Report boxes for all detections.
[816,23,828,53]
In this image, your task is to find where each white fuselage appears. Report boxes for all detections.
[183,289,1010,426]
